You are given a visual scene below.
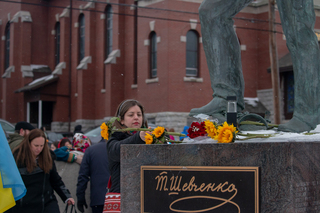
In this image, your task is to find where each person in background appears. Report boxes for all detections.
[8,121,35,150]
[180,126,189,141]
[72,133,92,153]
[50,141,60,151]
[106,99,151,212]
[40,126,48,138]
[168,128,175,141]
[6,129,75,213]
[76,138,110,213]
[74,125,84,135]
[53,138,83,164]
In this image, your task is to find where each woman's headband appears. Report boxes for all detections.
[117,99,136,117]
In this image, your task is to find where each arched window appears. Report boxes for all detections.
[5,23,10,71]
[55,22,60,66]
[186,30,199,77]
[105,5,113,58]
[150,31,157,78]
[78,14,85,63]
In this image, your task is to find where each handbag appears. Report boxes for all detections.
[103,177,121,212]
[103,192,121,213]
[63,204,77,213]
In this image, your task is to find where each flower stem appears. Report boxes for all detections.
[239,121,278,127]
[166,132,186,137]
[236,133,274,140]
[112,128,186,137]
[114,128,151,132]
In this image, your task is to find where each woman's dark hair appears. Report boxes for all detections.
[13,129,52,173]
[58,137,71,148]
[113,99,148,129]
[52,141,59,149]
[74,125,83,135]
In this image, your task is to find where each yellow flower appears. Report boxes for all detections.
[204,120,218,139]
[145,133,153,144]
[215,122,238,143]
[152,126,165,138]
[100,122,109,140]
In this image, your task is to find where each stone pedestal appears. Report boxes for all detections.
[121,142,320,213]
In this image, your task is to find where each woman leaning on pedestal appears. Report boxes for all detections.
[105,99,151,212]
[5,129,75,213]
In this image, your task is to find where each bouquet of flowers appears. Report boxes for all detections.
[187,120,238,143]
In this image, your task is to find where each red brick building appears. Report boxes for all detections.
[1,0,320,132]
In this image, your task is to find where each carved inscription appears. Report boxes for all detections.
[141,166,259,213]
[155,171,239,212]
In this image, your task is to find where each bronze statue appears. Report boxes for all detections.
[190,0,320,133]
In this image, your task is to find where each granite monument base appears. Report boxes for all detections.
[121,142,320,213]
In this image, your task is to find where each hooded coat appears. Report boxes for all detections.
[6,152,71,213]
[8,133,24,151]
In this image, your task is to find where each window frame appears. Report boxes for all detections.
[105,5,113,58]
[4,22,10,71]
[78,13,85,63]
[186,30,199,77]
[149,31,157,78]
[55,22,61,66]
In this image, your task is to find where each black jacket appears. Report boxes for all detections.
[6,154,71,213]
[106,132,145,193]
[76,139,110,206]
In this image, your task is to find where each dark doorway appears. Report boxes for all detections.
[29,101,54,130]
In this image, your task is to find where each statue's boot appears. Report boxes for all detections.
[189,0,251,117]
[277,0,320,132]
[278,117,314,133]
[189,96,242,121]
[190,96,227,116]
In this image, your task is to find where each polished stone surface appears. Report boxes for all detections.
[121,142,320,212]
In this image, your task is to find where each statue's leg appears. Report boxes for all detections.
[277,0,320,132]
[189,0,252,120]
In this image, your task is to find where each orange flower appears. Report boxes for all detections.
[204,120,218,139]
[152,126,165,138]
[215,122,238,143]
[100,122,109,140]
[145,133,153,144]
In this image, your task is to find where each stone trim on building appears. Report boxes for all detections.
[60,6,70,18]
[77,56,92,70]
[11,11,32,23]
[2,66,15,78]
[183,77,203,82]
[52,62,66,75]
[145,77,159,84]
[21,65,33,78]
[104,49,120,64]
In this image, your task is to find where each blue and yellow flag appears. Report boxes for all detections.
[0,173,15,212]
[0,124,26,212]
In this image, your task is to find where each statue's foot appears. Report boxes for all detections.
[211,113,227,124]
[278,117,314,133]
[189,97,228,116]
